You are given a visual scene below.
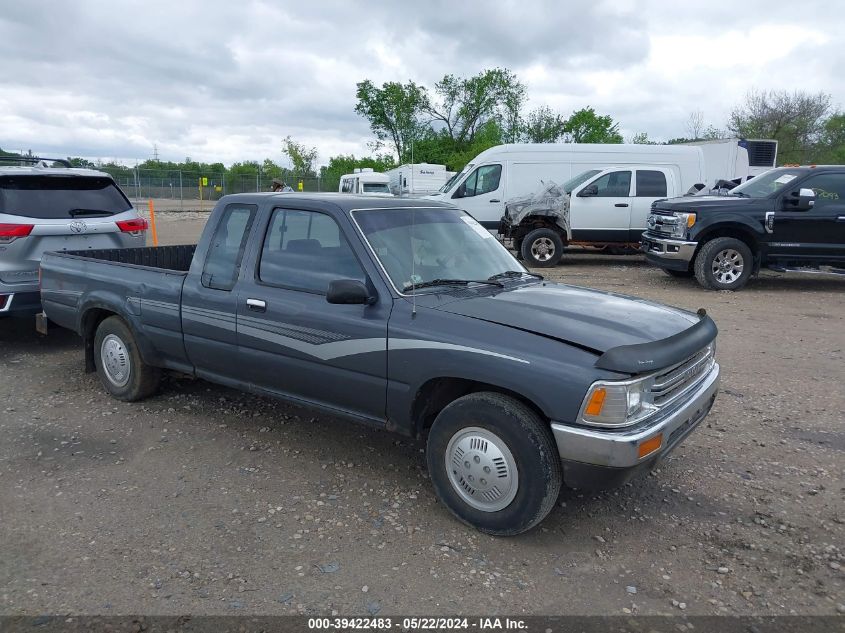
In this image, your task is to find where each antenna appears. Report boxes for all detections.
[153,144,159,161]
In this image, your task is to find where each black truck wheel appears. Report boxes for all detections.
[694,237,753,291]
[520,228,564,267]
[426,392,562,536]
[94,316,161,402]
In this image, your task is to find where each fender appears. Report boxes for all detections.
[690,213,765,244]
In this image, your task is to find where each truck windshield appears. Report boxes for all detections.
[0,176,132,219]
[362,182,391,194]
[729,168,806,198]
[355,207,525,293]
[562,169,601,193]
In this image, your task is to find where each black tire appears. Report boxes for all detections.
[93,316,161,401]
[694,237,753,291]
[513,238,524,260]
[426,392,562,536]
[662,267,693,278]
[520,228,564,267]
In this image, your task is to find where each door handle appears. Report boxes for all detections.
[614,203,629,207]
[838,216,845,222]
[489,199,501,203]
[246,298,266,312]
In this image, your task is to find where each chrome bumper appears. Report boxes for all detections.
[551,363,720,469]
[640,234,698,262]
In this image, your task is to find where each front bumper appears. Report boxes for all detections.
[641,234,698,270]
[550,362,720,486]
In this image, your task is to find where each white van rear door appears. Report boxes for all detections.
[448,163,504,229]
[629,168,674,240]
[569,169,632,242]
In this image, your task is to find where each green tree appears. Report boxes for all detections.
[354,80,429,163]
[727,89,831,163]
[817,112,845,164]
[67,157,97,168]
[425,68,525,145]
[282,136,318,176]
[563,107,623,143]
[629,132,657,145]
[522,106,567,143]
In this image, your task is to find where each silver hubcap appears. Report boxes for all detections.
[101,334,131,387]
[445,427,519,512]
[712,248,744,284]
[530,237,555,262]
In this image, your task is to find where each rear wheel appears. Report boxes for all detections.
[521,228,564,267]
[426,392,562,536]
[94,316,161,401]
[694,237,753,291]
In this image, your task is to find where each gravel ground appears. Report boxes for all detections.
[1,211,843,616]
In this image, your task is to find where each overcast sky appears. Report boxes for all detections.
[0,0,839,168]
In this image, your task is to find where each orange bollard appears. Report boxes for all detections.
[148,199,159,246]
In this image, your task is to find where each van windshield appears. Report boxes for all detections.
[562,170,601,194]
[439,164,473,194]
[0,175,132,219]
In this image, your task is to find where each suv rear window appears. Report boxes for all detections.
[0,176,133,219]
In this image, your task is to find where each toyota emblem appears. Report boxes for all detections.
[69,220,87,233]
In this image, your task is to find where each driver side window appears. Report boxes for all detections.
[454,164,502,198]
[799,173,845,207]
[590,171,632,197]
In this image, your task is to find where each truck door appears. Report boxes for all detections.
[450,164,504,230]
[235,205,390,422]
[570,170,632,243]
[629,169,671,241]
[181,202,257,381]
[768,172,845,260]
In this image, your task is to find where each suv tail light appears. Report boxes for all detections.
[116,218,149,234]
[0,223,34,243]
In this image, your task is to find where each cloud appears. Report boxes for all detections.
[0,0,842,165]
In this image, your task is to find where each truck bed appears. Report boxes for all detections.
[58,245,196,271]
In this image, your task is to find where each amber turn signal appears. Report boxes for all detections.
[638,433,663,459]
[584,387,607,416]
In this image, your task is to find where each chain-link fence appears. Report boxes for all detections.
[98,167,339,212]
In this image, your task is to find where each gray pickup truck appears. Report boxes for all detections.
[40,193,720,535]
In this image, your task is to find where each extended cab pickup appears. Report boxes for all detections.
[500,165,704,267]
[641,166,845,290]
[40,194,720,535]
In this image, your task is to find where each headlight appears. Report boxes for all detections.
[579,376,658,428]
[670,212,696,238]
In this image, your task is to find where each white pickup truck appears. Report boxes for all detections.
[499,165,705,267]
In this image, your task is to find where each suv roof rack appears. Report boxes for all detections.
[0,156,73,168]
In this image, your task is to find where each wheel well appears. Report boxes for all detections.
[514,217,566,242]
[81,308,118,373]
[412,377,548,437]
[696,226,759,255]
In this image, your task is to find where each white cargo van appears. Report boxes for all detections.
[338,168,393,197]
[424,143,727,230]
[386,163,455,196]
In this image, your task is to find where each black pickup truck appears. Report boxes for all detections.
[40,193,720,535]
[641,166,845,290]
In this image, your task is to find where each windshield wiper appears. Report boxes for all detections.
[730,191,749,198]
[488,270,544,281]
[402,278,504,292]
[68,208,113,217]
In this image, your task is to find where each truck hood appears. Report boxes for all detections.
[655,195,759,211]
[434,282,699,357]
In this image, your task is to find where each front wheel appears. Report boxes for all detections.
[94,316,161,401]
[520,228,564,267]
[426,392,562,536]
[694,237,753,290]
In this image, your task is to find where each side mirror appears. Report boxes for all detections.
[326,279,373,305]
[452,182,466,199]
[788,187,815,211]
[578,184,598,197]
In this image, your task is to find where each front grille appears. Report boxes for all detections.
[651,345,714,407]
[646,212,680,238]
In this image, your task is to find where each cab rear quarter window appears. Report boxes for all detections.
[0,175,133,219]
